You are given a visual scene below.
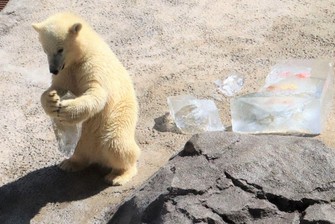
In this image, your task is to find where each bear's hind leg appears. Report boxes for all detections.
[103,137,140,186]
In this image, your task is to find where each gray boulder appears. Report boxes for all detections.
[109,132,335,224]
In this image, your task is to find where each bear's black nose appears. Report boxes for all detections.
[50,67,59,75]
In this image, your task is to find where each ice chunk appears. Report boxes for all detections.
[231,92,320,134]
[231,59,334,135]
[52,119,82,157]
[52,92,82,156]
[167,95,225,134]
[214,72,244,97]
[263,61,312,86]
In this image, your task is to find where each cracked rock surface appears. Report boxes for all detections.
[109,132,335,224]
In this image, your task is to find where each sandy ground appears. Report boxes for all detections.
[0,0,335,222]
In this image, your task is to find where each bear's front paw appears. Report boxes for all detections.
[42,90,62,117]
[57,99,86,125]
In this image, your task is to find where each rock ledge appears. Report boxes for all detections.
[110,132,335,224]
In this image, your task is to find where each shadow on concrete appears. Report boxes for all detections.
[0,165,110,223]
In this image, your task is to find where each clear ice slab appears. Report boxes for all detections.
[231,59,334,135]
[52,92,82,157]
[167,95,225,134]
[214,72,245,97]
[52,119,82,157]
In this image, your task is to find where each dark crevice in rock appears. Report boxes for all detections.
[210,218,223,224]
[310,181,335,193]
[247,207,275,219]
[176,208,199,223]
[299,212,304,224]
[217,214,236,224]
[206,218,223,224]
[264,194,325,213]
[247,208,264,219]
[202,153,220,162]
[201,203,236,224]
[167,187,206,196]
[224,172,328,214]
[224,172,262,194]
[300,219,333,224]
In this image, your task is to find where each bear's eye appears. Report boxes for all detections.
[57,48,64,54]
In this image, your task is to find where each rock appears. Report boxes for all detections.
[302,203,335,223]
[109,132,335,224]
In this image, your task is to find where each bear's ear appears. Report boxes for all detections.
[69,23,82,35]
[32,23,42,32]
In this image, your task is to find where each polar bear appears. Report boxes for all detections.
[32,12,140,186]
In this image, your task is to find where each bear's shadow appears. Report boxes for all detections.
[0,164,110,223]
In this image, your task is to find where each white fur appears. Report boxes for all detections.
[33,12,140,186]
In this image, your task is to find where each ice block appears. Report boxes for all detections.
[52,119,82,157]
[167,95,225,134]
[52,92,82,156]
[231,59,334,135]
[214,72,244,97]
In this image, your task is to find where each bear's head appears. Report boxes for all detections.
[32,13,85,75]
